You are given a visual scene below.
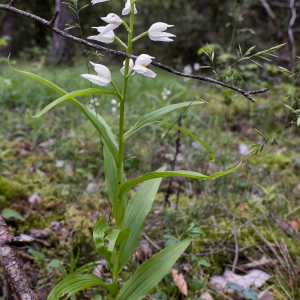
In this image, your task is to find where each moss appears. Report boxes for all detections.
[0,176,29,199]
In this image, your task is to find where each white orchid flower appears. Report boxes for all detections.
[148,22,176,42]
[120,59,135,76]
[122,0,138,15]
[91,0,109,4]
[88,26,115,43]
[133,54,157,78]
[99,13,123,36]
[81,62,112,86]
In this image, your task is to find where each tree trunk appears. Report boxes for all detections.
[47,0,78,66]
[1,12,15,57]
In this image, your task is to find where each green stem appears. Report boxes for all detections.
[122,20,131,33]
[113,0,135,288]
[111,81,123,100]
[115,36,128,49]
[132,31,148,42]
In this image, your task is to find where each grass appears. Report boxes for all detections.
[0,58,300,300]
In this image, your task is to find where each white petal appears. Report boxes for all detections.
[91,0,109,4]
[101,13,123,25]
[88,34,114,44]
[133,64,156,78]
[89,62,112,81]
[81,74,111,86]
[149,22,174,33]
[136,54,155,66]
[122,0,138,15]
[99,24,119,37]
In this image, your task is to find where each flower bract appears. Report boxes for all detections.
[81,62,112,86]
[120,59,135,76]
[148,22,176,42]
[133,54,157,78]
[88,26,115,43]
[122,0,138,15]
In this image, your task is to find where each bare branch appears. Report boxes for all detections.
[0,4,270,103]
[288,0,297,73]
[49,11,59,28]
[0,209,39,300]
[259,0,286,42]
[8,0,16,6]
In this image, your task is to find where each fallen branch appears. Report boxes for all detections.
[0,209,39,300]
[0,3,270,103]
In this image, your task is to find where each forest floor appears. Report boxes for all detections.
[0,60,300,300]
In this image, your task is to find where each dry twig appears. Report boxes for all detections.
[0,209,39,300]
[0,2,270,103]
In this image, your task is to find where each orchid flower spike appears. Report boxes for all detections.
[120,59,135,76]
[88,26,115,43]
[91,0,109,4]
[122,0,138,15]
[81,62,112,86]
[100,13,123,36]
[148,22,176,42]
[133,54,157,78]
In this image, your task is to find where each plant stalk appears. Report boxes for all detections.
[113,0,135,289]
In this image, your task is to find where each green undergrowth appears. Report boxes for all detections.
[0,60,300,299]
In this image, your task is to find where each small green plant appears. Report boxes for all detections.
[7,1,283,299]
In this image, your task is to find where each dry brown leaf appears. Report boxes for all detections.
[30,229,51,240]
[172,269,188,296]
[199,291,214,300]
[240,256,278,270]
[28,193,42,205]
[258,291,273,300]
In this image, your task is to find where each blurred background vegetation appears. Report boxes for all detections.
[0,1,300,299]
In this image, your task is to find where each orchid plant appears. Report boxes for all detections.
[9,0,250,299]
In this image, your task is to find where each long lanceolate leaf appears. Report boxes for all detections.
[27,89,119,118]
[47,274,119,300]
[122,101,206,141]
[27,90,120,162]
[155,121,214,162]
[116,239,191,300]
[118,166,166,272]
[9,60,120,162]
[104,142,127,226]
[118,159,244,200]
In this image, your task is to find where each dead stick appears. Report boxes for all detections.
[0,3,269,103]
[0,209,39,300]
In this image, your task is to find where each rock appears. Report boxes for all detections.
[86,182,101,193]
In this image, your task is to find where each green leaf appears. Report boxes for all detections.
[242,288,259,300]
[254,128,265,138]
[155,121,214,162]
[93,219,129,264]
[227,282,243,292]
[103,143,127,225]
[238,44,243,56]
[118,166,166,272]
[27,89,118,119]
[47,260,68,277]
[250,60,263,68]
[245,45,256,56]
[118,159,244,200]
[47,274,118,300]
[72,261,103,274]
[2,209,24,221]
[116,238,191,300]
[123,101,205,141]
[8,59,119,162]
[79,4,89,11]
